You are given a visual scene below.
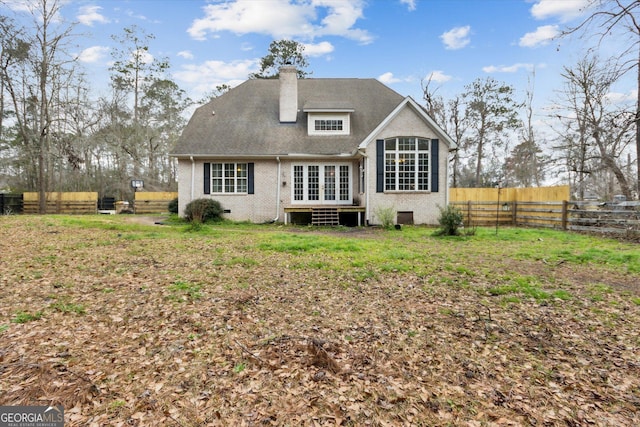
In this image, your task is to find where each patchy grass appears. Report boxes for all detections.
[0,215,639,426]
[11,311,43,323]
[49,301,86,315]
[486,275,572,302]
[167,281,202,302]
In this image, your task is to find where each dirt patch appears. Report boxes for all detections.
[122,215,168,226]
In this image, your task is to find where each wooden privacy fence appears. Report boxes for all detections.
[134,192,177,214]
[23,192,98,214]
[450,185,570,204]
[450,186,570,228]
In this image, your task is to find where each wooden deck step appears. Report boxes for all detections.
[312,207,339,226]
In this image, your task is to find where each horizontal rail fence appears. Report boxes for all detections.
[450,185,572,230]
[450,200,640,235]
[134,192,177,214]
[451,200,565,229]
[23,192,98,214]
[0,193,23,214]
[567,201,640,235]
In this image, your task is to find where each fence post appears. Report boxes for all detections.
[562,200,568,230]
[512,201,517,225]
[467,200,472,227]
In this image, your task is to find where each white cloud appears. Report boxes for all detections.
[173,59,258,95]
[135,49,154,65]
[426,70,452,83]
[125,9,151,22]
[519,25,559,47]
[303,41,334,57]
[530,0,591,22]
[482,63,535,73]
[440,26,471,50]
[606,89,637,104]
[187,0,372,44]
[378,72,401,84]
[3,0,34,13]
[400,0,417,11]
[177,50,194,60]
[77,5,109,26]
[77,46,109,63]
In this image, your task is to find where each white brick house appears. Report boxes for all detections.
[171,66,456,226]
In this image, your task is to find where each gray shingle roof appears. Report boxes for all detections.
[171,78,405,158]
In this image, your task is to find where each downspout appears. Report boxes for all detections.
[190,156,195,202]
[271,156,281,223]
[444,150,455,207]
[358,148,370,225]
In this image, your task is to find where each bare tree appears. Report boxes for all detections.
[0,0,78,211]
[506,72,549,187]
[562,0,640,197]
[556,57,634,200]
[422,77,468,187]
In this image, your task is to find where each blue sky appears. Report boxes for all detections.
[5,0,636,114]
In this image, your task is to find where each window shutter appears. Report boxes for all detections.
[376,139,384,193]
[203,162,211,195]
[431,139,439,193]
[248,162,254,194]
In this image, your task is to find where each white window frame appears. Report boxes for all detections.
[211,162,248,194]
[307,113,350,136]
[384,137,430,192]
[291,163,352,204]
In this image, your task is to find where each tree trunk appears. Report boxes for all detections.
[475,127,485,187]
[636,43,640,199]
[38,4,48,214]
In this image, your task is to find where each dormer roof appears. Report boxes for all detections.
[302,100,355,113]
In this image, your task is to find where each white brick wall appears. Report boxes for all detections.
[177,159,280,223]
[364,107,448,225]
[177,103,451,226]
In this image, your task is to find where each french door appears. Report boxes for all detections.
[292,163,351,204]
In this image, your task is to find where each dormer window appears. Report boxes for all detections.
[315,119,343,131]
[309,114,349,135]
[304,101,353,136]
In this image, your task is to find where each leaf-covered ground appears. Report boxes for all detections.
[1,216,639,426]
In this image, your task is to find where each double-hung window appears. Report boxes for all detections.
[211,162,248,193]
[384,137,430,191]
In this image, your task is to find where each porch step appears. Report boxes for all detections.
[312,207,339,226]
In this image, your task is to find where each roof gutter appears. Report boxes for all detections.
[172,153,355,160]
[172,154,285,160]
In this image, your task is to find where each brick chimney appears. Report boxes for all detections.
[279,65,298,123]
